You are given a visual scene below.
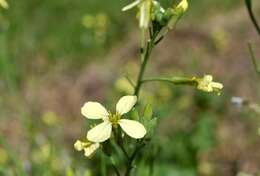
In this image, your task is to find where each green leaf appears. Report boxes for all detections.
[144,104,153,120]
[130,109,140,121]
[146,118,157,137]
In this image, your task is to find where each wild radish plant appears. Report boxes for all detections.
[74,0,223,175]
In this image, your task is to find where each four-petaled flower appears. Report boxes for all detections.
[81,95,147,143]
[195,75,223,93]
[122,0,152,29]
[74,140,100,158]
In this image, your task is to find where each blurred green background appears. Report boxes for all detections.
[0,0,260,175]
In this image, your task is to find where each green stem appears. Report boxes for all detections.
[125,142,146,176]
[141,77,197,85]
[113,129,130,160]
[110,156,121,176]
[119,143,130,160]
[248,42,260,74]
[126,28,160,176]
[134,32,159,96]
[245,0,260,35]
[124,75,136,88]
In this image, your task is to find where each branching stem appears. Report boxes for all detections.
[245,0,260,35]
[134,31,159,96]
[124,142,146,176]
[110,156,121,176]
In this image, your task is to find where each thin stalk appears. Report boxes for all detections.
[101,154,107,176]
[123,28,159,176]
[124,142,146,176]
[141,77,197,85]
[245,0,260,35]
[113,129,130,160]
[119,143,130,161]
[248,42,260,74]
[134,32,158,96]
[110,156,121,176]
[124,75,136,88]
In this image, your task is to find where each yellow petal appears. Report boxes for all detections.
[116,95,137,115]
[87,121,112,143]
[118,119,146,139]
[122,0,141,11]
[81,102,109,120]
[84,143,100,158]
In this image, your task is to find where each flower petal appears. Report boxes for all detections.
[211,82,223,89]
[122,0,141,11]
[84,143,100,158]
[139,0,151,29]
[116,95,137,115]
[81,102,109,120]
[204,75,213,82]
[87,121,112,143]
[118,119,146,139]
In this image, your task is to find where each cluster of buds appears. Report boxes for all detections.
[122,0,188,30]
[193,75,223,95]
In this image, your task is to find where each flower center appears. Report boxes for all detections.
[108,112,121,128]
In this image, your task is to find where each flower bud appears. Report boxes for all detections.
[167,0,189,29]
[194,75,223,94]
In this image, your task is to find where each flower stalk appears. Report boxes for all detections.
[134,28,160,96]
[248,42,260,75]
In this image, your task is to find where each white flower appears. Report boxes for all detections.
[74,140,100,158]
[0,0,8,9]
[196,75,223,93]
[82,95,147,143]
[122,0,152,29]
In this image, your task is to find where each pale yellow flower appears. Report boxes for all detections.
[0,0,8,9]
[122,0,152,29]
[195,75,223,93]
[74,140,100,158]
[82,95,146,143]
